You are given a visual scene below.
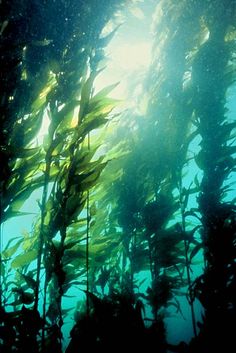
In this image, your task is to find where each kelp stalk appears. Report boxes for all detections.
[178,178,197,337]
[34,155,51,311]
[34,153,52,353]
[0,193,3,308]
[190,3,236,350]
[86,132,91,316]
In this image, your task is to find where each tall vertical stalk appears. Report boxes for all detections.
[86,132,91,316]
[147,237,154,282]
[0,193,3,309]
[178,177,197,337]
[42,275,48,352]
[129,230,136,295]
[34,156,52,312]
[58,225,67,351]
[192,12,236,349]
[34,152,52,353]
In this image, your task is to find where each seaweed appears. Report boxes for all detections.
[188,2,236,351]
[1,1,236,352]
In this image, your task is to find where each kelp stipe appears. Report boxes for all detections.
[187,3,236,352]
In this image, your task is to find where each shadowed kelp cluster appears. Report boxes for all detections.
[1,1,236,353]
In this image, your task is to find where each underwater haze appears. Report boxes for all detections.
[1,1,236,353]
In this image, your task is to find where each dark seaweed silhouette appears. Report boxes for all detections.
[66,293,167,353]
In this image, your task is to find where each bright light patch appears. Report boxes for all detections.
[111,42,151,71]
[36,110,50,145]
[37,22,153,138]
[94,41,152,101]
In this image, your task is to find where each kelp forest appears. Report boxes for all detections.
[1,0,236,352]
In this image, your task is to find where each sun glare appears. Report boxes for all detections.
[112,42,151,71]
[94,41,151,100]
[37,7,153,139]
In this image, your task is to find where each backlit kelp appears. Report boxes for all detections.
[0,0,126,352]
[1,1,236,353]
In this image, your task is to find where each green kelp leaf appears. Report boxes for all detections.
[190,242,203,261]
[218,122,236,141]
[11,249,38,269]
[10,112,43,148]
[23,112,44,145]
[99,24,121,47]
[90,203,97,216]
[88,97,119,115]
[64,237,87,250]
[91,82,119,103]
[22,229,38,252]
[43,133,53,151]
[64,265,80,282]
[46,302,60,323]
[184,209,201,221]
[65,230,86,244]
[63,246,86,266]
[56,112,77,134]
[80,162,107,191]
[74,148,103,172]
[104,141,131,161]
[186,225,202,242]
[8,187,38,214]
[19,272,37,291]
[62,307,74,317]
[65,195,86,223]
[2,238,23,259]
[89,240,118,257]
[2,236,21,252]
[13,150,44,178]
[7,163,44,197]
[20,291,35,305]
[96,267,111,291]
[3,210,35,221]
[65,280,83,288]
[182,185,198,209]
[79,69,102,121]
[5,146,40,160]
[194,150,205,170]
[138,278,147,287]
[82,156,106,176]
[64,255,86,268]
[31,75,56,113]
[168,300,185,318]
[77,113,108,141]
[46,132,67,156]
[54,99,79,128]
[194,174,201,189]
[3,186,39,221]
